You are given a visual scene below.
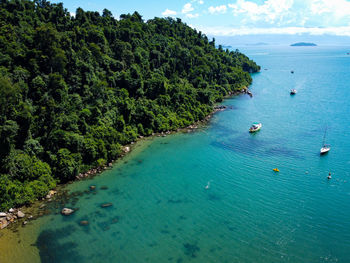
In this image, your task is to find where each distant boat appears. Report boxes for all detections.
[291,70,294,74]
[249,122,262,133]
[205,180,212,189]
[290,89,297,95]
[273,168,279,172]
[320,127,330,155]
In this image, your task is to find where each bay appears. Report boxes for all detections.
[2,45,350,263]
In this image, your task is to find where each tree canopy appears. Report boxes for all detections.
[0,0,259,210]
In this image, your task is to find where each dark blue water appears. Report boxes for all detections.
[5,46,350,263]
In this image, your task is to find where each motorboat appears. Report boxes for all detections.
[249,122,262,133]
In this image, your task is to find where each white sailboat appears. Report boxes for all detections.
[320,127,330,155]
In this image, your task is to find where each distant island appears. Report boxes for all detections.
[246,42,268,46]
[290,42,317,46]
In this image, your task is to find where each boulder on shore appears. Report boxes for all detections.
[46,190,57,199]
[61,208,75,216]
[0,218,8,229]
[0,212,7,217]
[17,211,25,218]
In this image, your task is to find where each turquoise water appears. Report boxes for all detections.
[34,46,350,262]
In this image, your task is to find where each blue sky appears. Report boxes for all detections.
[51,0,350,37]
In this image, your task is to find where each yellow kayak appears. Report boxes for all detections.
[273,168,279,172]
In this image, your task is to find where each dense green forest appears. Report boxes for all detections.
[0,0,259,210]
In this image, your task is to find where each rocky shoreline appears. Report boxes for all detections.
[0,209,26,230]
[0,190,58,230]
[0,86,252,231]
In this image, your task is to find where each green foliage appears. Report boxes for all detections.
[0,0,259,210]
[53,148,81,182]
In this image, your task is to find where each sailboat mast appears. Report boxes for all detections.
[322,126,327,146]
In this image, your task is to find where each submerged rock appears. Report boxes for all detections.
[101,203,113,208]
[61,208,75,215]
[79,220,89,226]
[89,185,96,190]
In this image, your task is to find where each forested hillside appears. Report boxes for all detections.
[0,0,260,210]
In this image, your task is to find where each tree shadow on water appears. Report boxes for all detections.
[36,225,85,263]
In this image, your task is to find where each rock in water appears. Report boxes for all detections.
[101,203,113,208]
[0,212,7,217]
[61,208,75,215]
[17,211,25,218]
[89,185,96,190]
[79,220,89,226]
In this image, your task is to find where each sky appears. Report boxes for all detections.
[51,0,350,38]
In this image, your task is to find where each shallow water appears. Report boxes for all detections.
[2,45,350,263]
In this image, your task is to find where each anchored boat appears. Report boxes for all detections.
[320,127,330,155]
[249,122,262,133]
[290,89,297,95]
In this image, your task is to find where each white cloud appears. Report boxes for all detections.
[162,9,177,16]
[228,0,294,23]
[183,0,350,36]
[186,13,200,18]
[192,0,204,4]
[310,0,350,18]
[70,12,76,17]
[195,25,350,36]
[182,3,194,14]
[227,0,350,27]
[208,5,227,14]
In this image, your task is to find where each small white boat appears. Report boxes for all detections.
[249,122,262,133]
[205,180,212,189]
[290,89,297,95]
[320,127,330,155]
[320,145,330,154]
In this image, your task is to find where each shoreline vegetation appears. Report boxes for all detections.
[0,86,252,231]
[0,0,259,230]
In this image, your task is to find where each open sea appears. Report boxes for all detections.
[1,45,350,263]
